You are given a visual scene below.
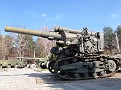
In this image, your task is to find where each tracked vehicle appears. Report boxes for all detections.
[0,60,26,68]
[5,26,121,80]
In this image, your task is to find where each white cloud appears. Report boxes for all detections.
[50,13,64,20]
[41,13,47,17]
[110,14,119,18]
[41,13,65,24]
[111,14,116,18]
[54,15,63,20]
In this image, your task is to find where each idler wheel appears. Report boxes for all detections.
[108,60,117,72]
[48,61,55,73]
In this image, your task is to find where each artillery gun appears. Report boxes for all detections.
[5,26,121,80]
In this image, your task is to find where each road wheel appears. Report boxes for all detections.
[48,61,55,73]
[108,60,117,72]
[0,65,2,69]
[7,65,11,68]
[15,65,18,68]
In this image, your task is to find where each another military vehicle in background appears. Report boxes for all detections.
[0,60,26,68]
[17,57,48,69]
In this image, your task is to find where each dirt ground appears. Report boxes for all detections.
[0,68,121,90]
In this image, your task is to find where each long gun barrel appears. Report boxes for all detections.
[54,26,96,36]
[5,26,102,46]
[5,26,62,40]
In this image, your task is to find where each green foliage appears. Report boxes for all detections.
[116,25,121,50]
[103,26,115,46]
[4,35,13,47]
[103,25,121,54]
[49,54,57,61]
[24,35,35,57]
[35,45,45,58]
[103,26,115,54]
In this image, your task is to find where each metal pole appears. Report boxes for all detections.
[0,30,3,60]
[0,30,1,60]
[34,49,35,58]
[115,32,120,53]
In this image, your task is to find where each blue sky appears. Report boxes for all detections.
[0,0,121,35]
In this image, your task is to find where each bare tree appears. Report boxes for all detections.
[10,33,29,59]
[35,26,55,57]
[40,37,54,57]
[0,35,4,60]
[0,35,13,60]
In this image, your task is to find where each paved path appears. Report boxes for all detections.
[0,68,121,90]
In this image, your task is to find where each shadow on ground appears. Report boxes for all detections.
[25,70,121,84]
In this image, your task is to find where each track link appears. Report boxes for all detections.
[48,57,120,80]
